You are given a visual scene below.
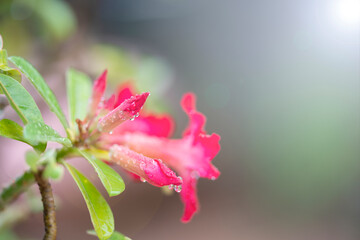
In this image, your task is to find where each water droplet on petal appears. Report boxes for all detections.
[174,185,182,193]
[211,176,216,181]
[140,177,147,183]
[168,184,174,190]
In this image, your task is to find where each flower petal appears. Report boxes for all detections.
[114,83,136,108]
[180,173,199,223]
[109,145,182,187]
[110,113,175,138]
[103,94,116,111]
[97,92,149,133]
[89,70,107,115]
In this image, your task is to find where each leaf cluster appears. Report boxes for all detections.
[0,45,128,239]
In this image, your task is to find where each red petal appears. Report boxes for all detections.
[97,92,150,133]
[89,70,107,115]
[109,145,182,187]
[103,94,116,110]
[180,174,199,223]
[114,82,136,108]
[110,113,175,138]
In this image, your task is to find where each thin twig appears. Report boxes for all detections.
[0,171,35,211]
[34,170,57,240]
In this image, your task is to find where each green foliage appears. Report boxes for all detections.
[0,119,26,142]
[65,163,114,240]
[0,49,21,85]
[87,230,131,240]
[0,119,46,152]
[79,150,125,197]
[24,122,72,147]
[0,74,43,124]
[25,151,39,172]
[66,69,92,127]
[9,56,69,130]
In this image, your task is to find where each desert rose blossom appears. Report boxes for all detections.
[102,91,221,222]
[83,70,220,222]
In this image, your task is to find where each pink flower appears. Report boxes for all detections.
[85,71,221,222]
[103,93,220,222]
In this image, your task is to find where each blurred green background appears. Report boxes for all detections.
[0,0,359,239]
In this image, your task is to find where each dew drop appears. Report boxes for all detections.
[174,185,182,193]
[140,177,147,183]
[168,184,174,190]
[211,176,216,181]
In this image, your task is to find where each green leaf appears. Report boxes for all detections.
[87,230,131,240]
[0,34,2,50]
[0,119,46,152]
[8,56,69,129]
[79,150,125,197]
[66,68,92,127]
[25,151,40,172]
[65,163,114,240]
[0,119,25,142]
[24,122,72,147]
[0,74,43,124]
[108,231,132,240]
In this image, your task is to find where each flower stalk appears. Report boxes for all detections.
[34,169,57,240]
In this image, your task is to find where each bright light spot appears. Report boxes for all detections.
[333,0,360,26]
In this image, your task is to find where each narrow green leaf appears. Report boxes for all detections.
[79,150,125,197]
[24,122,72,147]
[87,230,131,240]
[0,119,46,152]
[66,68,92,126]
[0,119,25,142]
[108,231,132,240]
[65,163,114,240]
[0,74,43,124]
[8,56,69,129]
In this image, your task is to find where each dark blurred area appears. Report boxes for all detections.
[0,0,359,239]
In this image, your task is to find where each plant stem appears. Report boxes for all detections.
[0,148,78,213]
[0,170,35,211]
[34,169,57,240]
